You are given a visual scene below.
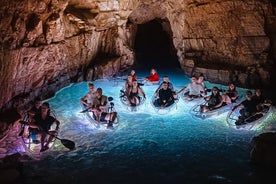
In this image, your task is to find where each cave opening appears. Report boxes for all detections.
[134,19,180,70]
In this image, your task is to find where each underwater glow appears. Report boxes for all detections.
[20,68,276,183]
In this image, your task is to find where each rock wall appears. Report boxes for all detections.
[251,132,276,168]
[0,0,136,113]
[181,0,275,89]
[0,0,275,114]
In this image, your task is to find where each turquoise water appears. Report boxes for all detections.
[21,68,276,184]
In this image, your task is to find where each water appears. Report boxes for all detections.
[20,68,276,184]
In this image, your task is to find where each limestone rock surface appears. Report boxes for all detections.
[0,0,275,113]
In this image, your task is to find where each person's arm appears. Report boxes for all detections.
[80,94,89,106]
[29,120,40,129]
[154,74,160,81]
[169,83,175,92]
[125,82,128,90]
[54,119,60,131]
[263,99,272,106]
[204,95,210,102]
[139,88,146,99]
[91,108,100,122]
[170,90,175,101]
[154,84,162,96]
[198,84,205,96]
[99,99,108,111]
[232,103,242,111]
[177,86,187,95]
[232,91,238,100]
[147,74,153,81]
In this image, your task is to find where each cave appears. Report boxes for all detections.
[1,1,276,183]
[134,19,180,69]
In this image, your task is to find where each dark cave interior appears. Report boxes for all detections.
[134,19,180,69]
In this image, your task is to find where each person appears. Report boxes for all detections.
[251,89,272,112]
[200,86,223,112]
[34,102,60,152]
[232,90,258,125]
[25,110,40,144]
[154,76,175,97]
[22,97,42,143]
[130,69,137,81]
[127,80,146,106]
[18,110,40,144]
[81,83,96,107]
[92,88,108,112]
[177,76,205,101]
[124,74,133,95]
[224,83,238,102]
[197,73,207,95]
[153,82,175,108]
[143,68,159,83]
[30,97,42,114]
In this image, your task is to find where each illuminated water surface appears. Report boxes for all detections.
[21,68,276,183]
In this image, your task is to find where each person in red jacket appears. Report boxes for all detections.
[143,68,160,84]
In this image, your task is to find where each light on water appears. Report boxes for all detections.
[21,68,276,183]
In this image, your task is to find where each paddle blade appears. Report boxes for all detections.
[61,139,75,150]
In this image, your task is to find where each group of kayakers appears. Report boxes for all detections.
[19,68,272,153]
[80,84,117,127]
[20,98,60,152]
[119,68,272,125]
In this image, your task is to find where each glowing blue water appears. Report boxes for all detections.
[22,68,276,183]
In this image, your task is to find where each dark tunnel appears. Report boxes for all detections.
[134,19,180,69]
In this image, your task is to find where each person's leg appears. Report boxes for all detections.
[239,109,246,118]
[165,100,174,107]
[111,112,117,122]
[222,94,231,105]
[200,105,204,112]
[134,96,140,105]
[201,105,210,112]
[44,130,57,148]
[235,109,246,125]
[130,97,136,106]
[29,128,39,143]
[154,99,160,107]
[40,132,47,151]
[107,112,117,128]
[100,112,108,122]
[184,94,192,101]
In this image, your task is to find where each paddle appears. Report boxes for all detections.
[47,133,75,150]
[19,120,75,150]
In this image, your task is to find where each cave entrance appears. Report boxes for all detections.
[134,19,180,69]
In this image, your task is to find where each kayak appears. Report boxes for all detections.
[226,105,273,130]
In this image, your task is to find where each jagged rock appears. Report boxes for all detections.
[250,132,276,168]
